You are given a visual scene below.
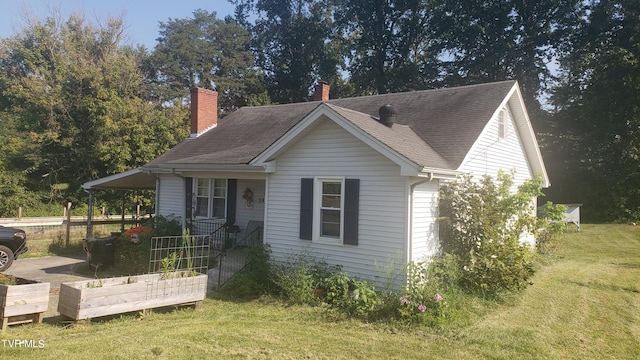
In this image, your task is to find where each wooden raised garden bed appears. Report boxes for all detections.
[57,273,207,321]
[1,278,50,331]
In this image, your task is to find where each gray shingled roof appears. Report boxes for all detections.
[325,104,451,169]
[144,80,516,171]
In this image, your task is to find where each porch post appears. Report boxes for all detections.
[86,189,94,239]
[121,194,126,232]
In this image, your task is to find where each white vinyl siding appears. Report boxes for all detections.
[158,172,266,233]
[410,180,440,262]
[157,174,185,221]
[459,105,532,187]
[460,105,538,246]
[266,118,408,288]
[235,179,266,229]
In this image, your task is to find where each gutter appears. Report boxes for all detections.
[157,164,265,172]
[418,167,460,180]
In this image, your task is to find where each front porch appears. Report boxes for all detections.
[187,218,264,251]
[82,171,268,289]
[185,217,264,289]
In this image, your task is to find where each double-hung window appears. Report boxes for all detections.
[300,177,359,245]
[318,179,343,239]
[194,178,227,218]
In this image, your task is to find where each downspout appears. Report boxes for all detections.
[408,176,430,265]
[263,174,270,246]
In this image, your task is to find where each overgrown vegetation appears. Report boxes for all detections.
[221,173,566,326]
[439,172,566,295]
[2,225,638,359]
[75,215,184,277]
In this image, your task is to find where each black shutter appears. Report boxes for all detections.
[300,178,314,240]
[344,178,360,245]
[226,179,237,225]
[185,177,193,220]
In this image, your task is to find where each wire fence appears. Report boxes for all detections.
[149,235,211,275]
[0,217,136,255]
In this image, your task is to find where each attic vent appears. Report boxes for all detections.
[378,104,397,127]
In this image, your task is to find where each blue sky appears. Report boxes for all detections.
[0,0,237,49]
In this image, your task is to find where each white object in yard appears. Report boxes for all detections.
[561,204,582,232]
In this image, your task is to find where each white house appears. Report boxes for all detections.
[83,81,549,287]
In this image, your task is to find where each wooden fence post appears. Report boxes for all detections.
[66,202,72,247]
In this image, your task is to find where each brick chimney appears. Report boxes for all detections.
[190,88,218,137]
[313,82,330,101]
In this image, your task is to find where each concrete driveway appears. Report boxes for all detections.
[4,254,90,287]
[4,254,92,320]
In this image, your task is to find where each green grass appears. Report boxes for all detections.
[2,224,639,359]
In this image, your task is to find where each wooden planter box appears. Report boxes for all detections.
[1,279,50,331]
[58,273,207,321]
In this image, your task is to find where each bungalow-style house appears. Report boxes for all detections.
[83,80,548,287]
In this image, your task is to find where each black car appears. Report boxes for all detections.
[0,225,27,271]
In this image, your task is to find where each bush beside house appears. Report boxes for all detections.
[221,173,566,325]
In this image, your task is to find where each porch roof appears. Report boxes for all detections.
[82,167,156,190]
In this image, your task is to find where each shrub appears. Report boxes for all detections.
[123,226,153,241]
[115,235,151,275]
[221,244,274,298]
[321,272,381,317]
[536,202,568,253]
[348,279,380,317]
[439,171,543,295]
[394,256,463,325]
[270,256,334,305]
[268,255,381,317]
[151,214,183,237]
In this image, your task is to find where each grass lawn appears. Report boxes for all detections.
[1,224,639,359]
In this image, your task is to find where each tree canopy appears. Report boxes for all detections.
[0,1,638,221]
[546,0,640,221]
[0,13,189,214]
[149,9,269,112]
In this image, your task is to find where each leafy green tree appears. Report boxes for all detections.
[335,0,441,94]
[433,0,582,113]
[234,0,344,103]
[548,0,640,221]
[0,14,189,207]
[150,9,269,112]
[0,109,37,216]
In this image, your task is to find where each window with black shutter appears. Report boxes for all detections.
[299,177,359,245]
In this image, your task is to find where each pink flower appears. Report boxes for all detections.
[434,293,443,301]
[418,304,427,312]
[399,296,410,306]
